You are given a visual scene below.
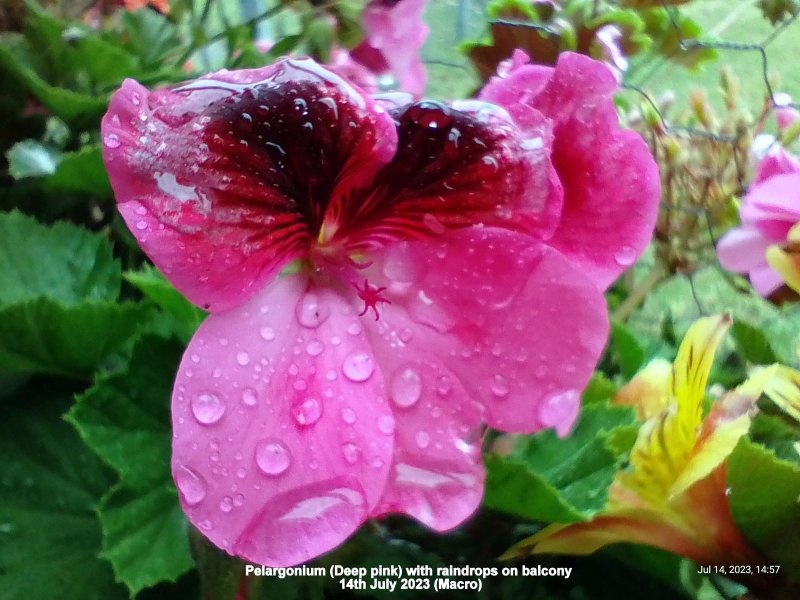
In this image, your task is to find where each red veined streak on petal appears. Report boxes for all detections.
[322,100,557,252]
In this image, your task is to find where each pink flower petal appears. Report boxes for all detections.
[745,173,800,221]
[365,227,609,435]
[754,146,800,183]
[749,262,785,297]
[103,59,397,312]
[716,226,772,273]
[365,341,486,531]
[352,0,430,95]
[171,274,394,567]
[480,52,660,290]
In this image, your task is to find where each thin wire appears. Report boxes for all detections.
[658,0,800,111]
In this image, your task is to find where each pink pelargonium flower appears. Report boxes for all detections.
[350,0,429,96]
[717,147,800,296]
[101,53,659,567]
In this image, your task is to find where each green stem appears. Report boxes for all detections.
[612,267,667,323]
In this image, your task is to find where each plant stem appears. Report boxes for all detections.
[613,266,667,322]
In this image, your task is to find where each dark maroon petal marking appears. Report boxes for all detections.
[103,59,398,312]
[199,79,388,240]
[324,100,549,249]
[108,58,551,308]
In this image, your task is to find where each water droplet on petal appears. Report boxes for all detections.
[296,293,330,328]
[538,390,580,437]
[342,352,374,382]
[103,133,120,148]
[390,366,422,408]
[241,388,258,407]
[378,415,395,435]
[415,430,431,449]
[191,392,225,424]
[135,220,147,230]
[436,376,452,397]
[175,465,206,506]
[346,322,361,336]
[234,493,244,506]
[306,340,324,356]
[220,496,233,513]
[342,443,361,464]
[255,439,292,476]
[292,397,322,427]
[614,245,637,267]
[489,375,510,398]
[236,352,250,366]
[232,479,366,566]
[341,407,357,424]
[260,326,276,341]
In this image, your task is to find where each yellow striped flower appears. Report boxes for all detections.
[503,315,767,566]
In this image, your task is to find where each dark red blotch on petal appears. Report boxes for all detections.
[199,79,386,248]
[327,100,541,248]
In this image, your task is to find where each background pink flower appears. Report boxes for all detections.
[717,147,800,296]
[350,0,430,96]
[101,53,658,566]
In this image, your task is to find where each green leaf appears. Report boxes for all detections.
[582,371,617,405]
[0,34,107,126]
[0,300,149,377]
[643,8,718,69]
[630,267,800,367]
[0,389,126,600]
[69,335,181,489]
[190,531,250,600]
[611,321,647,378]
[121,9,182,70]
[730,320,778,365]
[71,35,140,92]
[6,140,62,179]
[45,145,112,197]
[484,403,636,523]
[98,481,193,595]
[727,438,800,575]
[68,336,193,592]
[750,412,800,463]
[124,266,206,341]
[0,211,120,305]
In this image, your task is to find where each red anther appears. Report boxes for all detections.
[352,279,391,320]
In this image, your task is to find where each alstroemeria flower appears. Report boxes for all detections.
[350,0,429,96]
[102,53,658,566]
[503,316,765,566]
[717,146,800,296]
[759,365,800,456]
